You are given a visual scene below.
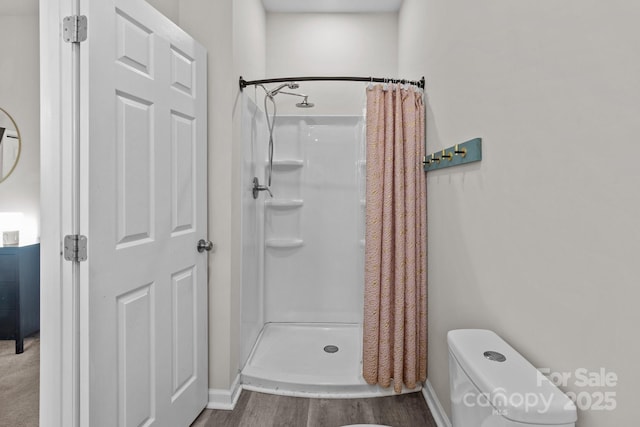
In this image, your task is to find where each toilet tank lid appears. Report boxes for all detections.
[448,329,577,425]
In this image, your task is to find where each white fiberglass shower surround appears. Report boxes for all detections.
[239,80,420,397]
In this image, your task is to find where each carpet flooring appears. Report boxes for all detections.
[0,336,39,427]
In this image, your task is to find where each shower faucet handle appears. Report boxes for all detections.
[252,177,273,199]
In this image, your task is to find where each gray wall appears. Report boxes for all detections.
[266,12,398,115]
[399,0,640,425]
[0,12,40,243]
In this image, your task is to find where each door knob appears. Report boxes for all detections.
[197,239,215,253]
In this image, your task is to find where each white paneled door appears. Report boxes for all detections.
[80,1,207,425]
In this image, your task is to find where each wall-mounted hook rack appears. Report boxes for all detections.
[423,138,482,171]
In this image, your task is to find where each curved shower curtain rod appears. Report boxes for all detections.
[239,75,425,90]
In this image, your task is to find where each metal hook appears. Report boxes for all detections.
[454,144,467,158]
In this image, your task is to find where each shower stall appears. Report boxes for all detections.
[239,78,424,397]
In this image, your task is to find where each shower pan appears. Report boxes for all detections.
[242,323,369,397]
[240,93,419,398]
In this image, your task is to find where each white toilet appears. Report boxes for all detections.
[448,329,577,427]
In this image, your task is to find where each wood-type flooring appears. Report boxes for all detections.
[192,390,438,427]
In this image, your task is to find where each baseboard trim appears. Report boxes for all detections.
[207,374,242,410]
[422,379,452,427]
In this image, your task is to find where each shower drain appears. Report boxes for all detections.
[324,345,339,353]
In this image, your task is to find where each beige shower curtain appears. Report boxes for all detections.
[363,84,427,393]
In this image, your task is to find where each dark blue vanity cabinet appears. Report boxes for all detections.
[0,243,40,354]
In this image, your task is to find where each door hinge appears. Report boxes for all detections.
[64,235,88,262]
[63,15,87,43]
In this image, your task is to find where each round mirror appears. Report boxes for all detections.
[0,107,22,183]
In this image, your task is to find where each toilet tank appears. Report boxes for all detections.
[448,330,577,427]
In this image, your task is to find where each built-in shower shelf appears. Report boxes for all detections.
[272,159,304,169]
[265,199,304,209]
[265,238,304,249]
[359,199,366,207]
[357,160,366,167]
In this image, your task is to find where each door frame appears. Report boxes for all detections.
[40,0,79,426]
[39,0,84,425]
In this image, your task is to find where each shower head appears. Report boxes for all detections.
[267,86,315,108]
[267,82,299,97]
